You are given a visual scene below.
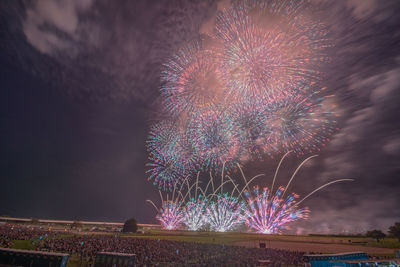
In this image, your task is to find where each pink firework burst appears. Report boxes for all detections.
[242,185,309,234]
[156,200,184,230]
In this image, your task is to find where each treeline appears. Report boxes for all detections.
[309,222,400,243]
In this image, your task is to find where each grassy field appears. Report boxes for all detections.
[10,240,36,250]
[120,229,400,249]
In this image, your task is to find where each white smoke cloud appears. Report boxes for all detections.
[23,0,94,55]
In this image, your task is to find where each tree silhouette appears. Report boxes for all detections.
[123,218,138,233]
[388,222,400,242]
[366,230,386,242]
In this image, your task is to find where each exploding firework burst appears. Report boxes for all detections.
[147,0,335,190]
[242,185,309,234]
[230,100,270,160]
[215,1,329,101]
[156,200,183,230]
[206,193,243,232]
[146,120,199,190]
[147,153,353,232]
[161,42,225,116]
[264,91,336,155]
[182,195,208,231]
[189,110,242,172]
[215,1,327,101]
[146,156,192,191]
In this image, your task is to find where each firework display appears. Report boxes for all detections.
[147,154,353,233]
[146,120,198,190]
[146,156,191,191]
[242,186,309,234]
[147,0,335,189]
[215,1,329,101]
[206,193,243,232]
[189,110,242,172]
[264,91,336,155]
[182,195,208,231]
[161,43,225,116]
[156,200,183,230]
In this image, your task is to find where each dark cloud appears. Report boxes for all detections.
[1,0,218,101]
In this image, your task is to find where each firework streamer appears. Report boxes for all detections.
[206,193,243,232]
[182,195,208,231]
[243,185,309,234]
[181,173,209,231]
[146,0,335,187]
[147,180,187,230]
[240,153,353,234]
[204,167,244,232]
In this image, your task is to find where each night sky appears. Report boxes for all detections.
[1,0,399,234]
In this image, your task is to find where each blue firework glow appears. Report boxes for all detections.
[189,110,242,173]
[264,91,336,155]
[147,155,353,233]
[156,200,184,230]
[146,0,335,189]
[146,120,198,190]
[242,185,309,234]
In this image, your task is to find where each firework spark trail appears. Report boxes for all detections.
[146,120,198,190]
[243,185,309,234]
[146,0,335,190]
[161,42,224,116]
[147,180,187,230]
[204,168,244,232]
[206,193,243,232]
[264,92,336,155]
[189,110,242,173]
[180,172,209,231]
[215,0,329,102]
[182,195,208,231]
[155,200,184,230]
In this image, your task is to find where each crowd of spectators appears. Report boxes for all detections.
[1,224,305,266]
[0,223,60,241]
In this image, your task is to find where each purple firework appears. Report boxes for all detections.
[156,200,184,230]
[242,185,309,234]
[188,110,242,173]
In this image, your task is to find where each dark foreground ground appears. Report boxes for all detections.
[1,223,398,266]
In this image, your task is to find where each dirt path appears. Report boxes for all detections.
[234,240,395,255]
